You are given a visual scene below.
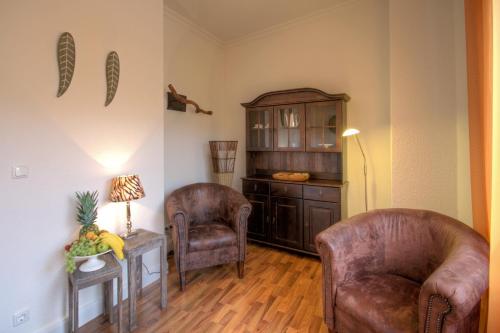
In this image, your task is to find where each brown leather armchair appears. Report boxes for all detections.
[166,183,251,290]
[315,209,489,333]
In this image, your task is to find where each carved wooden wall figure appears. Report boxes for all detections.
[56,32,76,97]
[167,84,213,115]
[105,51,120,107]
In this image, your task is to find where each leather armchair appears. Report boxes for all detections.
[166,183,251,290]
[315,209,489,333]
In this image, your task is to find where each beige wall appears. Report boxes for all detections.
[454,0,473,225]
[221,0,392,216]
[0,1,164,332]
[389,0,471,223]
[171,0,471,221]
[164,9,225,195]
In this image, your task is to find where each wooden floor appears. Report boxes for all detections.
[80,244,328,333]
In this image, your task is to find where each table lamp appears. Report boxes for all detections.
[109,174,145,238]
[342,128,368,212]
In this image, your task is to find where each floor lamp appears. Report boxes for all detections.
[343,128,368,212]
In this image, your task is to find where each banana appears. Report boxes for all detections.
[99,233,124,260]
[101,231,125,247]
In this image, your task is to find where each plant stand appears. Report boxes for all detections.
[68,253,123,333]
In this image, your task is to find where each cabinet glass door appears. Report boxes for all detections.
[274,104,305,151]
[246,107,273,151]
[306,101,342,152]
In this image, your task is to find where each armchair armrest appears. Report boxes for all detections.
[224,189,251,262]
[418,241,489,332]
[166,195,190,272]
[315,212,382,330]
[225,189,251,232]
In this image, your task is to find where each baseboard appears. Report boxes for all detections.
[34,298,103,333]
[34,266,161,333]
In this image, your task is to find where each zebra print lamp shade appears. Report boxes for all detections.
[110,175,145,238]
[110,175,145,202]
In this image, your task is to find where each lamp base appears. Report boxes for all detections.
[121,229,138,239]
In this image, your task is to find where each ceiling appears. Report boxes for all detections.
[164,0,348,42]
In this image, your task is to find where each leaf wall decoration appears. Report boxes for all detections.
[56,32,76,97]
[105,51,120,107]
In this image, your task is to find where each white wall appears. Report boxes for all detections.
[221,0,392,216]
[389,0,471,223]
[163,9,225,196]
[0,1,164,332]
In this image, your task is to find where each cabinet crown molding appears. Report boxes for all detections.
[241,88,350,108]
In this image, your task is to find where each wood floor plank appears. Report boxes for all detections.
[79,244,327,333]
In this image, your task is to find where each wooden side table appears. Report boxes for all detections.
[123,229,168,331]
[68,253,123,333]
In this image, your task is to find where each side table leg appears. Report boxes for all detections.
[68,280,74,333]
[128,255,137,331]
[117,275,123,333]
[104,280,114,324]
[160,241,167,309]
[73,285,79,332]
[136,255,143,298]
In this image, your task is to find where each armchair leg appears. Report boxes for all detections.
[237,261,244,278]
[179,271,186,291]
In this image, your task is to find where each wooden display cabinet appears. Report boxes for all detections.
[241,88,349,255]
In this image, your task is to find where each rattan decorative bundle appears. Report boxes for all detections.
[209,141,238,186]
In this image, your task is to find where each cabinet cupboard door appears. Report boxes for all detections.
[303,200,340,253]
[245,194,269,241]
[271,197,303,249]
[246,107,273,151]
[305,101,343,152]
[274,104,305,151]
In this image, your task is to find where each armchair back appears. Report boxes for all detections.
[168,183,235,226]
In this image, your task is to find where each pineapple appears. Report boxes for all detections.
[76,191,100,236]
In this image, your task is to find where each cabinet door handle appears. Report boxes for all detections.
[319,189,323,196]
[253,183,257,192]
[283,186,288,193]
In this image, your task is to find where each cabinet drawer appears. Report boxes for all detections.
[303,186,340,202]
[243,180,269,195]
[271,182,302,198]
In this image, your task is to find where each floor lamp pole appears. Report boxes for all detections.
[355,135,368,212]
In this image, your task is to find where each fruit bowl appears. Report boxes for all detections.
[74,250,112,272]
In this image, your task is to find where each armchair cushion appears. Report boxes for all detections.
[188,223,237,252]
[336,273,420,333]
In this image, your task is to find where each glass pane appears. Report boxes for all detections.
[277,106,301,148]
[261,111,271,148]
[307,103,337,149]
[249,111,259,147]
[289,128,301,148]
[262,110,271,130]
[309,128,336,148]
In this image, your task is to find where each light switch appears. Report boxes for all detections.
[12,165,29,179]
